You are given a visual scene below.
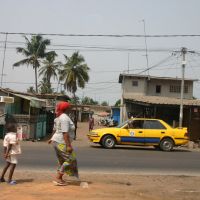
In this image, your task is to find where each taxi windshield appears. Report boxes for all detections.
[116,120,129,128]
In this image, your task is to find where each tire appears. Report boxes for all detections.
[159,138,174,151]
[101,135,116,149]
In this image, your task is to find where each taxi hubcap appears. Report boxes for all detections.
[105,138,114,147]
[162,141,172,150]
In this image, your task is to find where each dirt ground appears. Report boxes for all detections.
[1,171,200,200]
[1,122,200,200]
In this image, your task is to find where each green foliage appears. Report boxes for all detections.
[81,96,99,105]
[69,96,80,105]
[27,86,36,93]
[101,101,109,106]
[39,77,54,94]
[115,99,121,107]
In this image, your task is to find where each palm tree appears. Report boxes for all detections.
[39,51,61,88]
[13,35,50,93]
[59,51,90,139]
[60,52,90,94]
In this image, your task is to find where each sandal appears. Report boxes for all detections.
[53,181,67,186]
[0,178,6,182]
[8,180,17,185]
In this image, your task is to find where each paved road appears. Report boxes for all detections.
[0,141,200,175]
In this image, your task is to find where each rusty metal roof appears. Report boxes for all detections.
[123,94,200,106]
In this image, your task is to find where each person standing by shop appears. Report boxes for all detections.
[89,115,94,131]
[48,101,79,186]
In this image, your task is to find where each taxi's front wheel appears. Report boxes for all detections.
[101,135,116,149]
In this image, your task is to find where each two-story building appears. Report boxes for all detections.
[119,74,200,141]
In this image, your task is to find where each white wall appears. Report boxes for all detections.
[146,79,193,99]
[122,76,147,96]
[122,76,194,99]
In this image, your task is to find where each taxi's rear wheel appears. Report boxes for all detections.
[159,138,174,151]
[101,135,116,149]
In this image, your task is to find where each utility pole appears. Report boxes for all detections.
[127,53,130,74]
[1,32,8,87]
[120,74,125,123]
[179,47,187,128]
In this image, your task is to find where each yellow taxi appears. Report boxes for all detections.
[87,118,189,151]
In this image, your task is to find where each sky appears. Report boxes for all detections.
[0,0,200,105]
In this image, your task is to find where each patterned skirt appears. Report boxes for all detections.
[53,142,79,178]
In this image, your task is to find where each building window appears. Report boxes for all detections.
[156,85,161,93]
[169,85,188,93]
[184,85,188,93]
[132,81,138,87]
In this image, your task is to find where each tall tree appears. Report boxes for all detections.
[13,35,50,93]
[59,52,90,139]
[39,51,61,88]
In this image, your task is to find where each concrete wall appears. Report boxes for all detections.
[122,76,194,99]
[146,79,193,99]
[122,76,147,96]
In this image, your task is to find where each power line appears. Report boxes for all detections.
[1,32,200,38]
[133,54,174,75]
[0,44,175,53]
[1,80,118,85]
[0,40,181,53]
[2,40,200,55]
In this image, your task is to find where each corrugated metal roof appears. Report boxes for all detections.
[119,74,198,83]
[123,94,200,106]
[12,93,46,108]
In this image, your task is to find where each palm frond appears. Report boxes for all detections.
[13,58,31,67]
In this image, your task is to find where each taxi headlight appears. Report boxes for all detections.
[90,132,99,136]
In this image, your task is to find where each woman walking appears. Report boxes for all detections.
[49,101,79,186]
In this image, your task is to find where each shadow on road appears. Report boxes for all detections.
[89,145,191,152]
[17,179,34,184]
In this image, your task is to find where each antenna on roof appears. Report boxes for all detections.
[127,52,130,74]
[142,19,149,76]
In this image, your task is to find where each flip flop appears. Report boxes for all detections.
[8,180,17,185]
[52,181,67,186]
[0,178,6,182]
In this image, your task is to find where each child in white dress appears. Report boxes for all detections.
[0,122,21,185]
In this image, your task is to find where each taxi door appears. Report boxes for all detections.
[119,120,145,145]
[143,120,167,145]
